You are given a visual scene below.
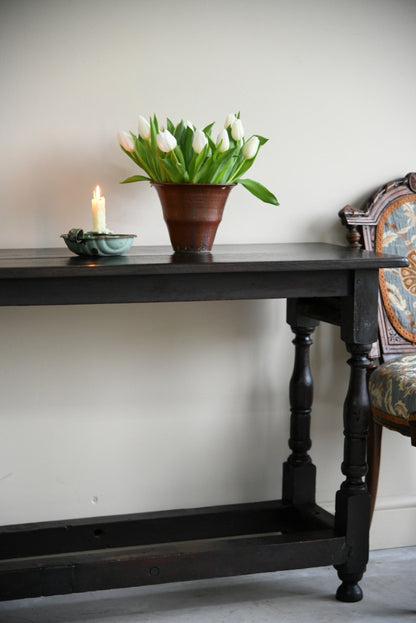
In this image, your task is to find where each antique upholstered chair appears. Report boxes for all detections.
[339,172,416,516]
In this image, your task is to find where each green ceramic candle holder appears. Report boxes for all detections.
[61,229,136,257]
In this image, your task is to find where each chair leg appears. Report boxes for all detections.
[366,419,383,521]
[409,421,416,446]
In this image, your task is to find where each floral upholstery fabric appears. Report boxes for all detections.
[369,354,416,432]
[375,195,416,342]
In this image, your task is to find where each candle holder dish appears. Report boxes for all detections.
[61,229,136,256]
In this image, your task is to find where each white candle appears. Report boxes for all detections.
[91,185,106,233]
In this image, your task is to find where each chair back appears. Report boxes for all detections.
[339,172,416,359]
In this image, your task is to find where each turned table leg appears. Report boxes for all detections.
[283,305,319,505]
[334,342,372,602]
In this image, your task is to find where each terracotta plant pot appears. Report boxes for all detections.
[152,183,235,253]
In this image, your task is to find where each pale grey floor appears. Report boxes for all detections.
[0,547,414,623]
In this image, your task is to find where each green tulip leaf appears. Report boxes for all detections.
[189,144,209,182]
[210,151,239,183]
[174,121,186,145]
[159,161,177,182]
[255,135,269,146]
[236,178,279,205]
[120,175,151,183]
[230,157,257,182]
[202,122,215,137]
[183,126,195,167]
[173,145,186,169]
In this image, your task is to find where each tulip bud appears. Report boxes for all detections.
[138,115,151,140]
[231,119,244,141]
[192,129,208,154]
[118,131,135,153]
[156,129,177,153]
[216,129,230,152]
[224,113,236,128]
[242,136,260,160]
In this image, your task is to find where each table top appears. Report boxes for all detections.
[0,243,408,279]
[0,243,407,307]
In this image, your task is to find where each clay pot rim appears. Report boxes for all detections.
[151,182,237,189]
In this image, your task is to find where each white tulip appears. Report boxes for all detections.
[138,115,151,140]
[192,129,208,154]
[224,113,236,128]
[231,118,244,141]
[216,129,230,152]
[156,130,177,153]
[118,130,135,152]
[242,136,260,159]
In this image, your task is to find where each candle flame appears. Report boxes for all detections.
[93,185,101,199]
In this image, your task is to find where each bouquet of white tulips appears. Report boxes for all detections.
[118,113,279,205]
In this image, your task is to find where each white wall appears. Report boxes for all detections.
[0,0,415,549]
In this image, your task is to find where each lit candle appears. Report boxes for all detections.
[91,185,106,233]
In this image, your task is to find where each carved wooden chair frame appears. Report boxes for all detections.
[340,172,416,359]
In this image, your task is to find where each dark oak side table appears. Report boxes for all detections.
[0,243,407,603]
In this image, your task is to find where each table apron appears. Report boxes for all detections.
[0,270,352,306]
